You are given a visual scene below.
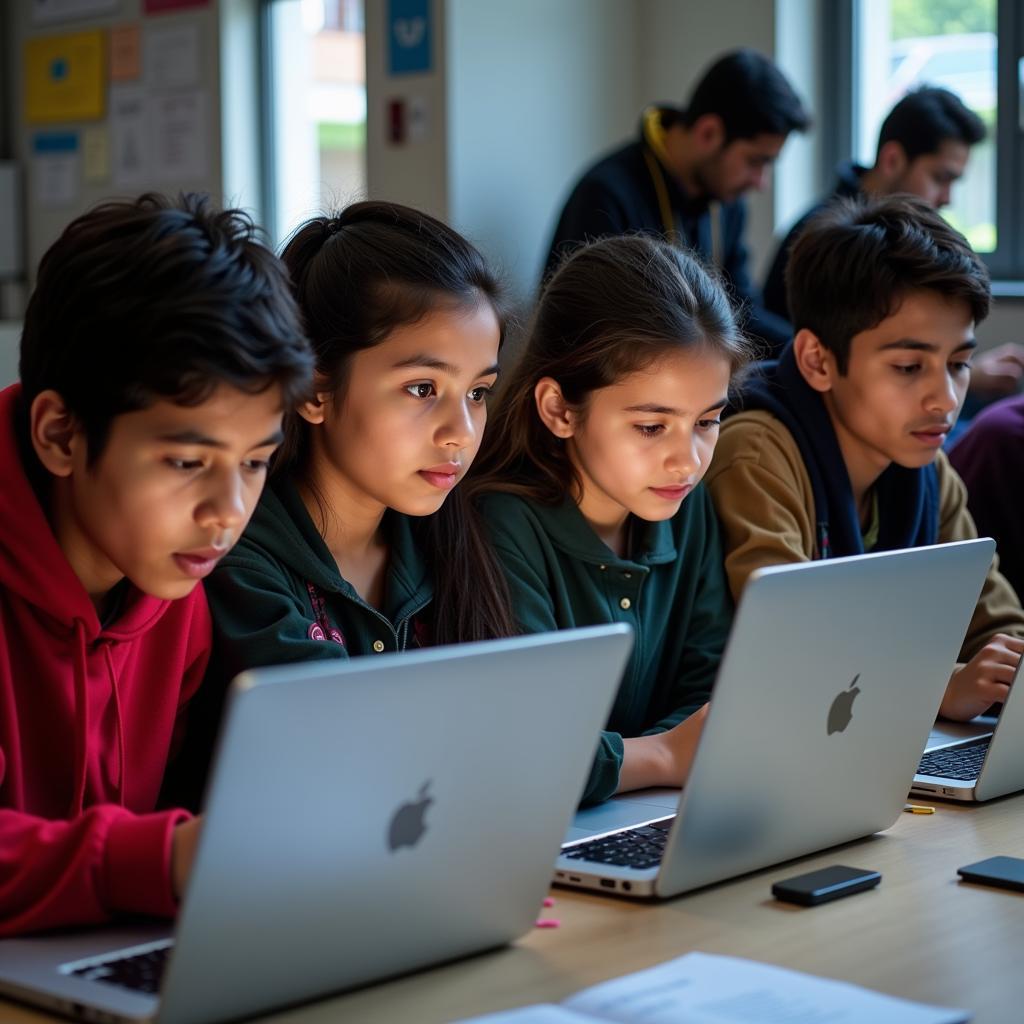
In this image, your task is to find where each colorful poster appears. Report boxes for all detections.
[25,30,105,123]
[389,0,431,76]
[143,0,209,13]
[109,24,141,81]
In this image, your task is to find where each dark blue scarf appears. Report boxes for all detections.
[734,343,938,558]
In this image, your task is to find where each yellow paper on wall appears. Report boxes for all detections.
[25,30,105,123]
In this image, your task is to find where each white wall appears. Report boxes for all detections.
[773,0,823,238]
[446,0,637,304]
[364,0,449,219]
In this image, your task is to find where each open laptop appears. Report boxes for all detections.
[913,651,1024,802]
[0,625,632,1024]
[555,539,995,899]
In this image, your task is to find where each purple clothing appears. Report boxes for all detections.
[948,395,1024,601]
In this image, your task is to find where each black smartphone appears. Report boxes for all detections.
[772,865,881,906]
[957,856,1024,892]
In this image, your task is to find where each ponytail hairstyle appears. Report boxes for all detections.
[466,234,753,506]
[277,200,516,643]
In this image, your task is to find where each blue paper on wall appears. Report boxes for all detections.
[389,0,431,76]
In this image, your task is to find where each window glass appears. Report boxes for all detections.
[267,0,366,244]
[856,0,996,252]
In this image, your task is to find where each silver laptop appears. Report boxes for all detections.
[0,625,632,1024]
[913,652,1024,802]
[556,540,995,899]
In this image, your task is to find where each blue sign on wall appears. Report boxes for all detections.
[389,0,431,76]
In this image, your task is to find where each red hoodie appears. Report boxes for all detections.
[0,383,212,936]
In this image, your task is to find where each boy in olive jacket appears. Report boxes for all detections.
[706,196,1024,723]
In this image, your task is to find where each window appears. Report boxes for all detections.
[262,0,366,246]
[833,0,1024,279]
[853,0,996,253]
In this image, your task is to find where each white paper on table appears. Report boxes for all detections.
[110,85,150,188]
[453,952,970,1024]
[144,24,201,89]
[150,90,209,183]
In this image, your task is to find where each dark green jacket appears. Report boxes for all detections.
[479,485,732,805]
[168,477,433,810]
[207,475,434,680]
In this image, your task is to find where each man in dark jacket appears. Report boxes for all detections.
[543,49,810,357]
[764,86,986,324]
[763,85,1024,399]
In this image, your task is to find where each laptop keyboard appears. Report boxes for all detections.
[68,941,172,995]
[917,737,991,781]
[561,817,674,870]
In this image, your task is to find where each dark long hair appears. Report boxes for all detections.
[466,234,752,506]
[277,200,516,643]
[786,194,991,374]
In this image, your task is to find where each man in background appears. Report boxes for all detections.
[543,49,810,357]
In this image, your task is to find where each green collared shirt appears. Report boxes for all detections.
[478,485,732,804]
[206,475,434,681]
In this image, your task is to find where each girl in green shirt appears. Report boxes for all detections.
[467,235,752,804]
[206,201,516,681]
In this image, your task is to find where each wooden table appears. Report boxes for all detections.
[6,794,1024,1023]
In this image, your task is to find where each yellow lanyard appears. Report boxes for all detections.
[641,109,722,264]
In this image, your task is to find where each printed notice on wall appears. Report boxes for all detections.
[32,132,80,207]
[83,125,111,182]
[388,0,431,75]
[110,85,150,187]
[145,24,200,89]
[32,0,119,25]
[109,24,142,81]
[150,90,209,183]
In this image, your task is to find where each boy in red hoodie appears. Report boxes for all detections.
[0,194,312,935]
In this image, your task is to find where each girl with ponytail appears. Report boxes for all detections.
[205,201,516,675]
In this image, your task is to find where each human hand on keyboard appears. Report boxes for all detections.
[171,815,203,902]
[940,634,1024,721]
[617,703,709,794]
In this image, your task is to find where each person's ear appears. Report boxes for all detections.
[534,378,577,439]
[875,140,908,184]
[29,390,83,478]
[297,371,333,426]
[793,329,839,394]
[691,113,726,153]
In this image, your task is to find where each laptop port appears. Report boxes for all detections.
[622,881,632,892]
[600,879,615,888]
[568,875,582,883]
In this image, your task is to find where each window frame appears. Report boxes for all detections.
[826,0,1020,281]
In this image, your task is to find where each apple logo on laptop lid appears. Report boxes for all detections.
[387,780,433,851]
[827,675,861,735]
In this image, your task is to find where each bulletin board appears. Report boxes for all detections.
[19,0,218,258]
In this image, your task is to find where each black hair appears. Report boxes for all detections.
[19,192,313,464]
[877,86,986,162]
[277,200,516,644]
[467,234,752,507]
[679,48,811,141]
[785,194,990,374]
